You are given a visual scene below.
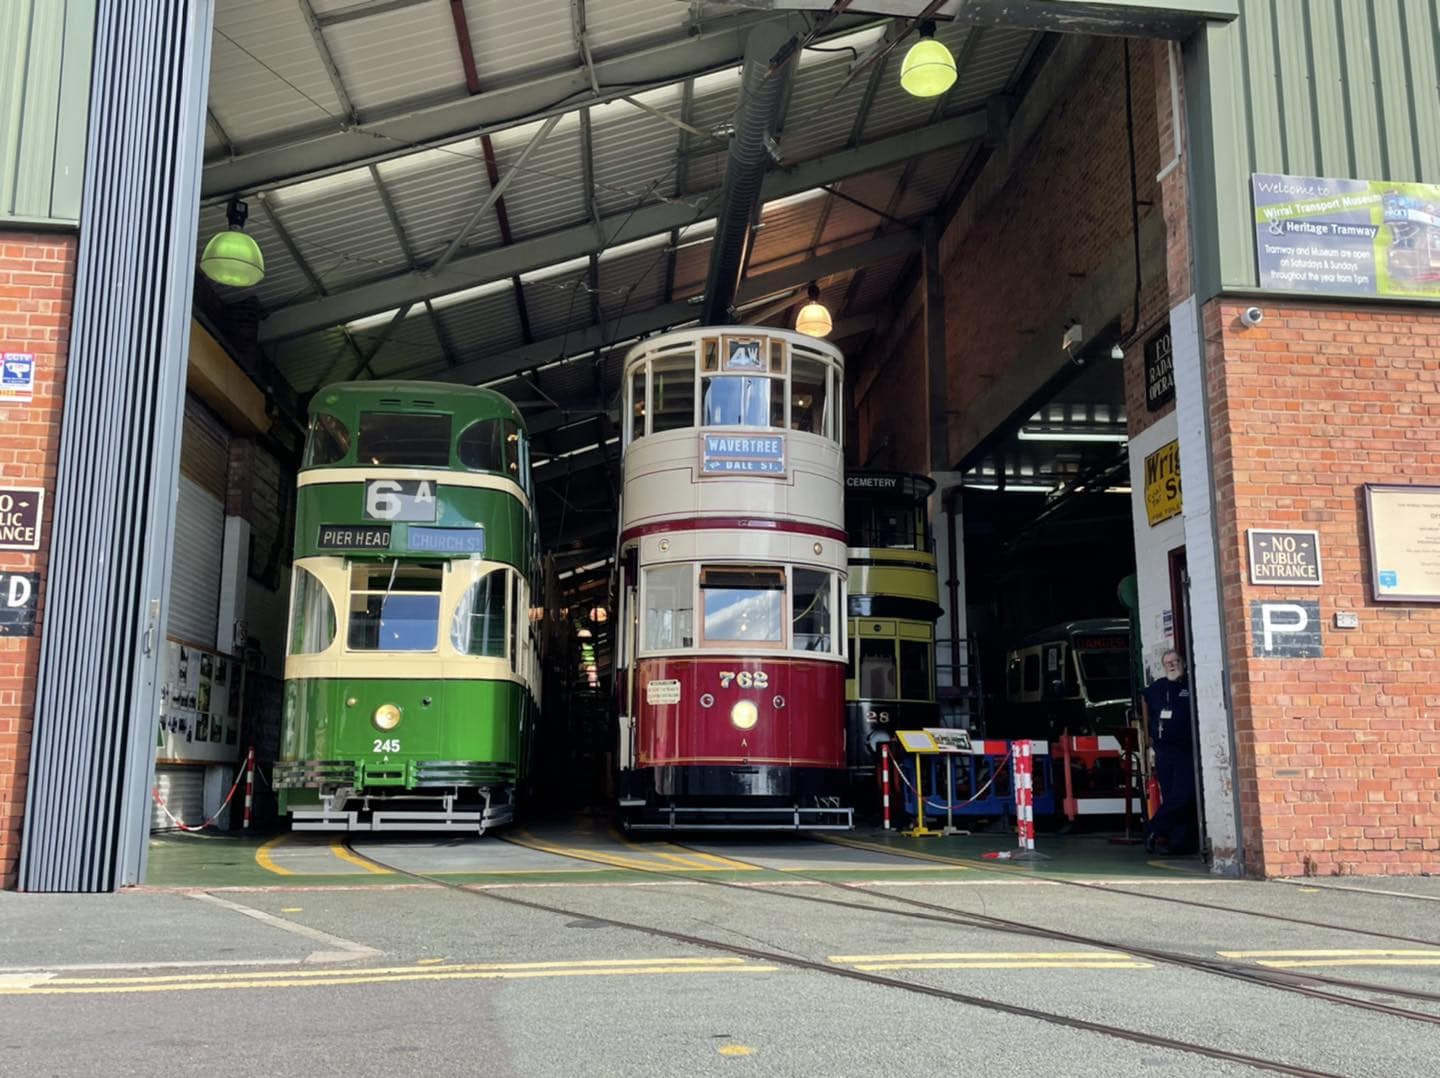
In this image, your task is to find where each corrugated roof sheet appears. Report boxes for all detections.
[323,2,464,115]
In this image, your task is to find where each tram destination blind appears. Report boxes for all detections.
[317,524,392,550]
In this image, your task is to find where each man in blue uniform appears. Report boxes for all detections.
[1142,649,1198,855]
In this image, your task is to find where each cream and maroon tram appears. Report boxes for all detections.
[614,327,852,830]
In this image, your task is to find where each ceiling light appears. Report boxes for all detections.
[900,21,957,99]
[200,197,265,288]
[795,282,832,337]
[1016,428,1129,443]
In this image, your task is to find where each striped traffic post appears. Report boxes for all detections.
[880,742,891,831]
[243,746,255,831]
[1015,739,1035,852]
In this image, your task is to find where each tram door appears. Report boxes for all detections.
[1169,547,1208,858]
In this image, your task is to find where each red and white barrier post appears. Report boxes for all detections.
[1014,739,1035,852]
[243,746,255,831]
[880,742,892,831]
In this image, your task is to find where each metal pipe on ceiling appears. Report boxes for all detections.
[699,21,797,325]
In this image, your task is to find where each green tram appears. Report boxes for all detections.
[275,382,542,833]
[843,472,943,778]
[997,619,1132,741]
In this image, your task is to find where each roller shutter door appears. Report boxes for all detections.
[151,764,205,831]
[167,397,229,648]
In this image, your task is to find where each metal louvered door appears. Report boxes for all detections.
[20,1,216,892]
[167,398,229,649]
[150,766,204,832]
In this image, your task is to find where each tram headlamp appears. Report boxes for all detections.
[730,700,759,731]
[372,703,402,731]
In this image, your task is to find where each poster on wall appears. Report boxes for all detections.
[1,353,35,403]
[157,638,244,763]
[1253,173,1440,298]
[1143,439,1182,526]
[1364,484,1440,602]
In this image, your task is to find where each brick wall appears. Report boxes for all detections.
[0,231,76,887]
[1205,298,1440,876]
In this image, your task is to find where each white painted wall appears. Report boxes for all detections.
[1127,412,1185,683]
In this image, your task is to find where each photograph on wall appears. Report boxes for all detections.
[1365,484,1440,602]
[1254,173,1440,298]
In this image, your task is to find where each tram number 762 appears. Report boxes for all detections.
[718,671,769,689]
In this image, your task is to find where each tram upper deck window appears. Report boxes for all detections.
[347,561,444,651]
[358,412,451,468]
[651,356,695,434]
[792,569,832,652]
[451,570,509,658]
[288,567,336,655]
[790,357,828,436]
[305,413,350,467]
[629,369,645,442]
[700,566,784,645]
[643,563,694,650]
[458,419,504,472]
[702,374,782,428]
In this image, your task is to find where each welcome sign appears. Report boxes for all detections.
[700,433,786,476]
[1253,172,1440,299]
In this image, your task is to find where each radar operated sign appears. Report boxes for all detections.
[1253,172,1440,299]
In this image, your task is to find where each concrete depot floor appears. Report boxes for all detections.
[2,821,1439,1077]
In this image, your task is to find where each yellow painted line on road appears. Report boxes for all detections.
[853,960,1151,971]
[1217,949,1440,958]
[830,951,1135,963]
[1,957,779,996]
[813,833,971,870]
[328,841,393,874]
[254,834,295,877]
[607,827,759,872]
[1256,958,1440,968]
[718,1045,755,1057]
[509,831,673,872]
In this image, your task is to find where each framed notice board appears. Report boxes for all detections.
[1364,484,1440,602]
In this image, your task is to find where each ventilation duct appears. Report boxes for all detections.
[699,22,797,325]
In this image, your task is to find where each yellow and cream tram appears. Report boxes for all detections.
[613,327,852,829]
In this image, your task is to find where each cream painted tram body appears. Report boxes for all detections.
[613,328,852,829]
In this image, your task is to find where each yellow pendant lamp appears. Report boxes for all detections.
[900,21,957,99]
[794,282,832,338]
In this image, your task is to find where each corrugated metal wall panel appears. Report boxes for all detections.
[0,0,95,225]
[21,0,215,893]
[151,765,205,831]
[1191,0,1440,295]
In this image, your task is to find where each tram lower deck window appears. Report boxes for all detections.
[701,567,784,645]
[792,569,832,652]
[643,564,694,650]
[347,561,444,651]
[858,639,897,699]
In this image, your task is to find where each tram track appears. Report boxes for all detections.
[530,832,1440,1021]
[347,837,1348,1077]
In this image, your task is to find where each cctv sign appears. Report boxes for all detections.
[1250,600,1322,658]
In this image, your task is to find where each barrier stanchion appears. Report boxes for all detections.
[243,746,256,831]
[881,742,892,831]
[983,738,1049,861]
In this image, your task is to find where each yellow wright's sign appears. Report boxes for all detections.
[1144,439,1182,526]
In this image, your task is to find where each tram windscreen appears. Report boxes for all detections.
[702,376,782,427]
[858,639,897,700]
[347,562,443,651]
[700,567,783,643]
[357,412,451,467]
[900,640,931,701]
[1077,649,1131,702]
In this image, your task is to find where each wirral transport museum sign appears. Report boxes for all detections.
[1143,440,1181,526]
[1364,484,1440,602]
[1253,172,1440,298]
[1248,529,1322,586]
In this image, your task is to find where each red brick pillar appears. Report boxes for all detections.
[1202,299,1440,876]
[0,231,75,887]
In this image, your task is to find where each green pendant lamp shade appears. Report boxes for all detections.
[200,196,265,288]
[900,21,957,98]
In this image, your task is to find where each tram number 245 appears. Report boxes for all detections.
[718,671,769,689]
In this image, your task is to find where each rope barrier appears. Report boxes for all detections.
[150,764,247,833]
[891,748,1014,807]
